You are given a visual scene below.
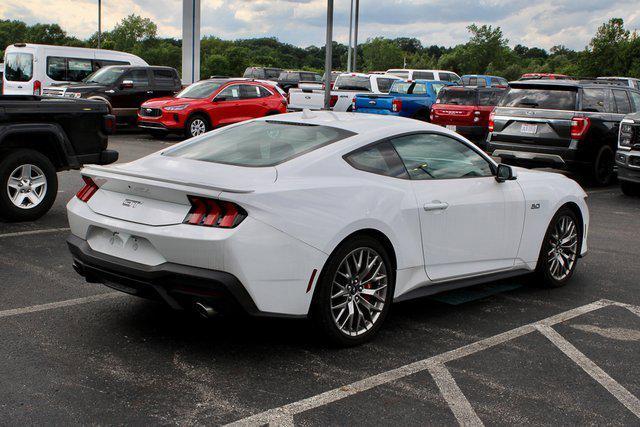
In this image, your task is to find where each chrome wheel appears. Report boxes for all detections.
[189,118,207,136]
[331,247,388,337]
[6,164,47,209]
[547,215,578,281]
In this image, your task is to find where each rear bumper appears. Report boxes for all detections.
[616,150,640,183]
[66,234,276,316]
[487,140,586,167]
[75,149,119,166]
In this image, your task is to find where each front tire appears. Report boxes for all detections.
[534,207,580,288]
[620,181,640,197]
[184,115,210,138]
[311,236,394,346]
[148,130,168,139]
[0,149,58,222]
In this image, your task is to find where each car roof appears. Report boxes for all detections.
[511,80,633,89]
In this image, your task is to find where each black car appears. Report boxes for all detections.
[277,71,322,92]
[43,65,182,125]
[487,80,640,185]
[0,95,117,221]
[242,67,283,82]
[615,112,640,195]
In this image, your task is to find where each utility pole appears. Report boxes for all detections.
[352,0,359,72]
[323,0,334,110]
[97,0,102,49]
[346,0,353,73]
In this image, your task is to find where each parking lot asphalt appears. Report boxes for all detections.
[1,132,639,425]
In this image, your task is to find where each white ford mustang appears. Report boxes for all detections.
[67,112,588,345]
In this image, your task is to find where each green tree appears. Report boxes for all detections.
[582,18,630,76]
[105,14,157,52]
[0,19,28,52]
[27,23,68,45]
[362,37,403,71]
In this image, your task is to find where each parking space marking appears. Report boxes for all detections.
[536,324,640,418]
[226,299,621,426]
[0,227,70,239]
[428,363,483,426]
[0,293,123,319]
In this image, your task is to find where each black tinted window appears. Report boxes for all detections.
[300,73,317,81]
[413,71,435,80]
[437,89,477,106]
[123,70,149,87]
[613,90,631,114]
[46,57,66,81]
[334,75,371,91]
[581,88,606,112]
[265,69,281,79]
[500,88,577,110]
[5,52,33,82]
[478,91,502,106]
[94,59,129,69]
[345,142,408,178]
[258,86,273,97]
[153,69,178,88]
[391,133,493,180]
[240,84,260,99]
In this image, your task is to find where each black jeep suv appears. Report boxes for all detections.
[43,65,182,125]
[487,80,640,185]
[0,95,117,221]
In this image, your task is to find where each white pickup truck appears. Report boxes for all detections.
[288,73,401,112]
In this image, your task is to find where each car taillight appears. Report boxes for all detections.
[183,196,246,228]
[103,114,116,134]
[430,110,435,121]
[330,95,338,108]
[488,111,495,132]
[571,116,590,140]
[392,99,402,113]
[33,80,41,96]
[76,176,99,202]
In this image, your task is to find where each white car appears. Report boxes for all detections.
[386,69,461,84]
[67,112,589,345]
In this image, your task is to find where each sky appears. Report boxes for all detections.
[1,0,640,50]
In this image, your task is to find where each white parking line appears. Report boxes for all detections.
[226,299,618,426]
[0,227,70,239]
[536,324,640,418]
[0,293,123,319]
[428,363,483,426]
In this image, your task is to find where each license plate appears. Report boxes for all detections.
[521,123,537,134]
[446,125,457,131]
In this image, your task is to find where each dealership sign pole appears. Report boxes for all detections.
[97,0,101,49]
[353,0,359,71]
[323,0,334,110]
[182,0,201,85]
[347,0,353,73]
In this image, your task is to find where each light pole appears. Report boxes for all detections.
[352,0,359,71]
[323,0,334,110]
[346,0,353,73]
[97,0,102,49]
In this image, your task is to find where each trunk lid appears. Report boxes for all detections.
[83,155,276,226]
[354,94,394,112]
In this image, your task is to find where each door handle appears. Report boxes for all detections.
[424,201,449,211]
[146,91,153,94]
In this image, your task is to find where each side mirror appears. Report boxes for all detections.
[495,163,517,183]
[213,96,226,102]
[120,80,134,89]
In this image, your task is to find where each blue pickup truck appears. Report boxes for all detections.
[353,79,452,120]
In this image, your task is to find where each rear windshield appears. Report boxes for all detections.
[334,75,371,91]
[437,89,476,105]
[176,80,223,99]
[391,81,427,95]
[164,121,355,167]
[4,52,33,82]
[387,70,409,80]
[499,87,577,110]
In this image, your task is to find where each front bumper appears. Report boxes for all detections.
[138,111,186,131]
[615,150,640,183]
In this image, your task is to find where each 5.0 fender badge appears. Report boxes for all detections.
[122,199,143,208]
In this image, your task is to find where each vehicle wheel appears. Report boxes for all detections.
[149,130,168,139]
[534,207,580,288]
[0,149,58,222]
[311,236,394,346]
[591,145,615,186]
[620,181,640,196]
[185,115,210,138]
[413,109,429,122]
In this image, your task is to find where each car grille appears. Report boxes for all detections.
[139,107,162,117]
[631,124,640,149]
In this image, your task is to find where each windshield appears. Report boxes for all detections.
[333,75,371,91]
[499,87,577,110]
[4,52,33,82]
[83,67,126,85]
[177,80,223,99]
[165,121,355,167]
[437,89,477,105]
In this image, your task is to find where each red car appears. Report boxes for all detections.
[138,78,287,138]
[430,86,506,148]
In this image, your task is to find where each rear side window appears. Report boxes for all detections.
[437,89,477,106]
[5,52,33,82]
[165,121,355,167]
[464,77,486,87]
[258,86,273,97]
[499,88,577,110]
[300,73,317,81]
[153,69,178,88]
[613,90,632,114]
[581,88,607,112]
[126,70,149,87]
[265,69,280,79]
[413,71,435,80]
[629,91,640,112]
[376,78,397,93]
[478,91,502,106]
[345,142,408,178]
[217,85,241,100]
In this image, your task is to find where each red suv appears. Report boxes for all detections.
[138,78,287,138]
[430,86,506,147]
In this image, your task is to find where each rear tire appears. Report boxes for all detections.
[0,149,58,222]
[533,207,580,288]
[311,236,394,347]
[591,145,615,186]
[620,181,640,197]
[184,115,210,138]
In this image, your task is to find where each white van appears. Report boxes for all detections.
[2,43,147,95]
[386,69,461,84]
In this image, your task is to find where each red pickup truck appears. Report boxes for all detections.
[430,86,506,148]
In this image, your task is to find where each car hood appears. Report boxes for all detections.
[142,97,193,108]
[48,83,106,91]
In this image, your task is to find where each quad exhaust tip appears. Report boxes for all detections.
[194,301,217,319]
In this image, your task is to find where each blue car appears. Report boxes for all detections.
[461,74,509,87]
[353,79,453,120]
